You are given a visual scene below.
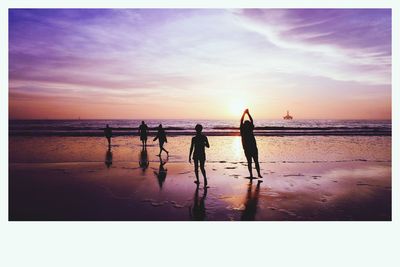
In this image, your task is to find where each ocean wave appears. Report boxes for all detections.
[9,119,391,137]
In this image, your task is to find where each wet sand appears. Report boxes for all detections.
[9,136,391,221]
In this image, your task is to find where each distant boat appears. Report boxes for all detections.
[283,110,293,120]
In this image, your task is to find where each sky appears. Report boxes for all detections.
[9,9,391,120]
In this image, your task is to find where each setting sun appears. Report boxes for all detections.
[229,100,247,117]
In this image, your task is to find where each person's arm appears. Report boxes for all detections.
[205,136,210,148]
[247,110,254,125]
[153,131,159,141]
[189,138,194,163]
[240,109,247,126]
[138,126,140,134]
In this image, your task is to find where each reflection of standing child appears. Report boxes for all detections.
[189,124,210,186]
[104,124,112,148]
[153,124,169,157]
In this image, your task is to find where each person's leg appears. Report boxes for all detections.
[194,160,200,184]
[161,142,169,155]
[162,147,169,155]
[245,153,253,178]
[158,143,162,156]
[253,152,262,178]
[200,159,207,186]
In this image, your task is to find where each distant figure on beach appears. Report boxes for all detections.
[139,147,149,173]
[105,148,113,169]
[153,124,169,157]
[241,180,262,221]
[189,184,207,221]
[138,121,149,147]
[154,157,168,189]
[104,124,112,149]
[240,109,262,178]
[189,124,210,186]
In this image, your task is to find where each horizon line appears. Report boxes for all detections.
[8,118,392,121]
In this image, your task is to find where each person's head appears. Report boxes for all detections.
[141,121,145,125]
[158,124,163,129]
[106,124,109,128]
[195,124,203,134]
[243,120,252,130]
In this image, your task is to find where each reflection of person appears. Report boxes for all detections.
[138,121,149,147]
[240,109,262,178]
[153,124,169,157]
[241,180,262,221]
[105,148,113,169]
[189,185,207,221]
[153,157,168,189]
[139,147,149,173]
[104,124,112,149]
[189,124,210,186]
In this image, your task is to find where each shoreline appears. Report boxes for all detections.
[8,130,392,137]
[9,135,392,221]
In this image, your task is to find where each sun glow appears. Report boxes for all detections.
[229,100,247,117]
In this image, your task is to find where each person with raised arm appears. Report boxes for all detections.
[240,109,262,178]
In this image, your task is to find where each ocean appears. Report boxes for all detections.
[9,119,391,136]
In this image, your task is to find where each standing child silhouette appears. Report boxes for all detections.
[189,124,210,186]
[138,121,149,148]
[104,124,112,149]
[240,109,262,178]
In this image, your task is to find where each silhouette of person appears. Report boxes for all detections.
[139,147,149,173]
[138,121,149,147]
[189,184,207,220]
[153,124,169,157]
[153,157,168,189]
[241,180,262,221]
[105,148,113,169]
[189,124,210,186]
[104,124,112,149]
[240,109,262,178]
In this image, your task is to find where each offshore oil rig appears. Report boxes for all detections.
[283,110,293,120]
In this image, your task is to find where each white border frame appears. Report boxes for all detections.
[1,1,399,267]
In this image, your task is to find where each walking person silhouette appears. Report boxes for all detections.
[104,124,112,149]
[153,124,169,157]
[189,124,210,186]
[240,109,262,178]
[138,121,149,148]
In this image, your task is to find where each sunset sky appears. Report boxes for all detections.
[9,9,391,120]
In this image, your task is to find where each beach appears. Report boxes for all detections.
[9,135,391,221]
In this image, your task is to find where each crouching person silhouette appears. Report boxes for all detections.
[189,124,210,187]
